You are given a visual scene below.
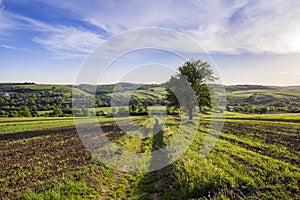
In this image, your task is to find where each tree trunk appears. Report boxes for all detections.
[188,108,193,120]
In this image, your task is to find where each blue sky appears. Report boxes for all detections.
[0,0,300,85]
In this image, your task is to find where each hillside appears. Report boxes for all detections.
[76,83,166,99]
[224,85,300,113]
[0,83,300,117]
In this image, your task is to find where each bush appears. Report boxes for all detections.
[51,108,63,117]
[129,111,149,116]
[19,106,31,117]
[0,110,7,116]
[8,110,19,117]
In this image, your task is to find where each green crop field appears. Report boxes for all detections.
[0,113,299,199]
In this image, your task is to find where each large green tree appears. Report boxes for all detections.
[166,59,216,120]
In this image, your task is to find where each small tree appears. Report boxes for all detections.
[52,107,63,117]
[9,110,19,117]
[166,59,216,120]
[260,106,268,114]
[137,103,144,113]
[0,110,6,116]
[19,106,31,117]
[130,104,137,112]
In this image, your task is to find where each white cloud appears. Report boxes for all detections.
[1,44,16,49]
[1,0,300,56]
[29,0,300,55]
[32,27,103,58]
[0,1,18,37]
[7,13,104,58]
[0,0,103,57]
[182,0,300,54]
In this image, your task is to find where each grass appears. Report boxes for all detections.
[15,161,112,200]
[2,84,73,93]
[105,86,166,100]
[0,116,145,134]
[0,117,73,122]
[160,118,300,199]
[0,114,299,199]
[0,118,82,134]
[228,88,300,98]
[220,111,300,121]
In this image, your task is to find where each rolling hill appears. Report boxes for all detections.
[1,83,300,114]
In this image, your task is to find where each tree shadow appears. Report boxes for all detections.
[129,118,176,199]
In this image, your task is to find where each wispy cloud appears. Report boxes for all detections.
[28,0,300,55]
[31,27,104,58]
[1,0,300,57]
[0,1,18,37]
[7,14,104,58]
[1,44,16,49]
[0,2,103,58]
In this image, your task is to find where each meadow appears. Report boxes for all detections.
[0,113,299,199]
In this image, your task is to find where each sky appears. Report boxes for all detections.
[0,0,300,86]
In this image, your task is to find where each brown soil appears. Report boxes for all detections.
[0,122,122,199]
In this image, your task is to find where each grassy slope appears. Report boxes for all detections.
[0,84,72,93]
[226,85,300,98]
[75,84,300,101]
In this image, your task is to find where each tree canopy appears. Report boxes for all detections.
[166,59,217,120]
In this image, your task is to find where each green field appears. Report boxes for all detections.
[228,89,300,99]
[0,113,299,199]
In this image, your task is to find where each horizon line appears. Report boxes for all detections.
[0,81,300,87]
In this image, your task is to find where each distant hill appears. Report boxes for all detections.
[0,83,73,93]
[75,83,166,101]
[225,85,280,92]
[1,83,299,114]
[225,84,300,102]
[223,85,300,113]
